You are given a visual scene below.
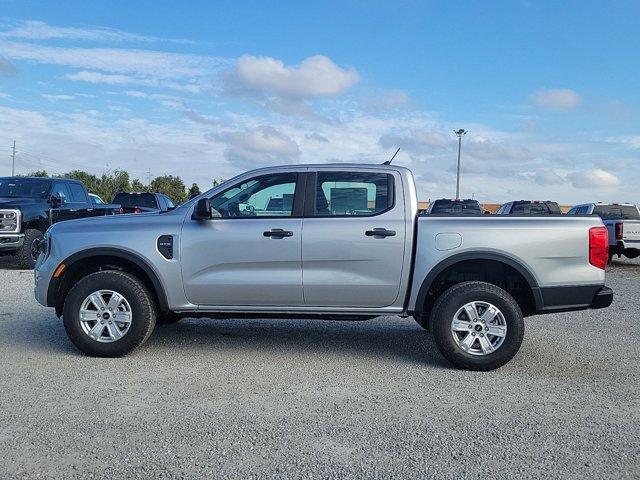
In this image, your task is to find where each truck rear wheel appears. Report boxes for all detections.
[430,281,524,371]
[16,228,43,269]
[62,271,157,357]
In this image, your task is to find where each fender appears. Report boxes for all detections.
[47,247,169,310]
[412,251,543,313]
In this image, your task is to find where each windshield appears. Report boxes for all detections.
[0,178,50,198]
[113,193,158,209]
[593,205,640,220]
[430,200,482,215]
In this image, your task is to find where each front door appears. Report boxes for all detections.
[181,171,304,306]
[302,170,407,308]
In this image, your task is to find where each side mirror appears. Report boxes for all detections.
[192,198,212,220]
[49,195,63,208]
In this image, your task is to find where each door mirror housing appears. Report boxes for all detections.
[49,195,63,208]
[192,198,212,220]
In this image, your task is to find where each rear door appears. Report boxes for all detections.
[181,170,305,306]
[301,169,406,307]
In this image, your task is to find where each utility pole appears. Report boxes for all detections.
[11,140,16,176]
[454,129,467,199]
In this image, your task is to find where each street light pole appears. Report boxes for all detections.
[454,129,467,199]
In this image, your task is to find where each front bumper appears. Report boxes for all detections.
[0,234,24,251]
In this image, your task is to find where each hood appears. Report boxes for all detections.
[48,208,186,236]
[0,197,43,208]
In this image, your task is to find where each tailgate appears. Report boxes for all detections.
[622,220,640,243]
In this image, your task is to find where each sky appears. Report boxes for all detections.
[0,0,639,203]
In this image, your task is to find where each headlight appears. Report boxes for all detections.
[0,209,21,233]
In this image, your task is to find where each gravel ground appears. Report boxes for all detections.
[0,255,638,479]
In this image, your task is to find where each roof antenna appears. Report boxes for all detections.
[383,147,400,165]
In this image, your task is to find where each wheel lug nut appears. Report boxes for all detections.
[471,332,476,336]
[480,333,484,337]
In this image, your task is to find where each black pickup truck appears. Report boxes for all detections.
[0,177,118,268]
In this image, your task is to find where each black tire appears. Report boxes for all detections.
[607,253,614,265]
[430,281,524,371]
[63,270,157,357]
[16,228,43,269]
[624,248,640,259]
[412,314,429,330]
[156,311,182,325]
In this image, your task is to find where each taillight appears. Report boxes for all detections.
[589,226,608,270]
[615,222,623,240]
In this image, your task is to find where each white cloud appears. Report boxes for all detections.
[0,55,18,76]
[362,89,415,112]
[65,71,204,94]
[41,94,76,101]
[568,168,620,188]
[211,126,301,168]
[0,40,227,79]
[0,19,193,44]
[379,130,449,154]
[229,55,359,99]
[532,88,582,110]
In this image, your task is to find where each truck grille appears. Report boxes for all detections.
[0,210,20,233]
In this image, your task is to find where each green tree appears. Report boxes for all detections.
[131,179,148,192]
[187,183,201,198]
[98,170,131,203]
[27,170,49,177]
[150,175,187,203]
[64,170,100,193]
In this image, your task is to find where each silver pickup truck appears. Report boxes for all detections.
[34,164,613,370]
[567,202,640,263]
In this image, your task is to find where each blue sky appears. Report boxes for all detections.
[0,0,638,203]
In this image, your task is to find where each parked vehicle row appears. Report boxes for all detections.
[34,163,613,371]
[0,177,120,268]
[0,176,182,268]
[567,203,640,262]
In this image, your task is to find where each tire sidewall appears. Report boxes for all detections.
[431,282,524,370]
[17,229,43,269]
[63,272,155,357]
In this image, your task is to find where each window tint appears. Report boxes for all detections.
[51,182,70,202]
[315,172,391,216]
[0,178,50,198]
[593,205,640,220]
[511,202,548,215]
[113,193,159,209]
[157,195,168,211]
[165,196,175,209]
[67,183,87,203]
[577,206,591,215]
[90,194,105,204]
[566,207,577,215]
[209,173,297,218]
[429,199,481,215]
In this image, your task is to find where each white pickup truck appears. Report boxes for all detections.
[34,164,613,370]
[567,202,640,262]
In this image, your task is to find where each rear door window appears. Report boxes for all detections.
[67,183,88,203]
[314,172,392,216]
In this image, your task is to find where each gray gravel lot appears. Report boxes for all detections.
[0,255,638,479]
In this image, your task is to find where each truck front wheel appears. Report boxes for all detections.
[62,271,157,357]
[15,228,43,269]
[430,281,524,371]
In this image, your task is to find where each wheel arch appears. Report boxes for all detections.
[47,247,169,313]
[412,251,542,320]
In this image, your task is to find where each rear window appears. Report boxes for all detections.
[113,193,158,209]
[511,201,560,215]
[593,205,640,220]
[430,200,482,215]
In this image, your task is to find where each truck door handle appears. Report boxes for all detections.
[263,229,293,238]
[365,228,396,237]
